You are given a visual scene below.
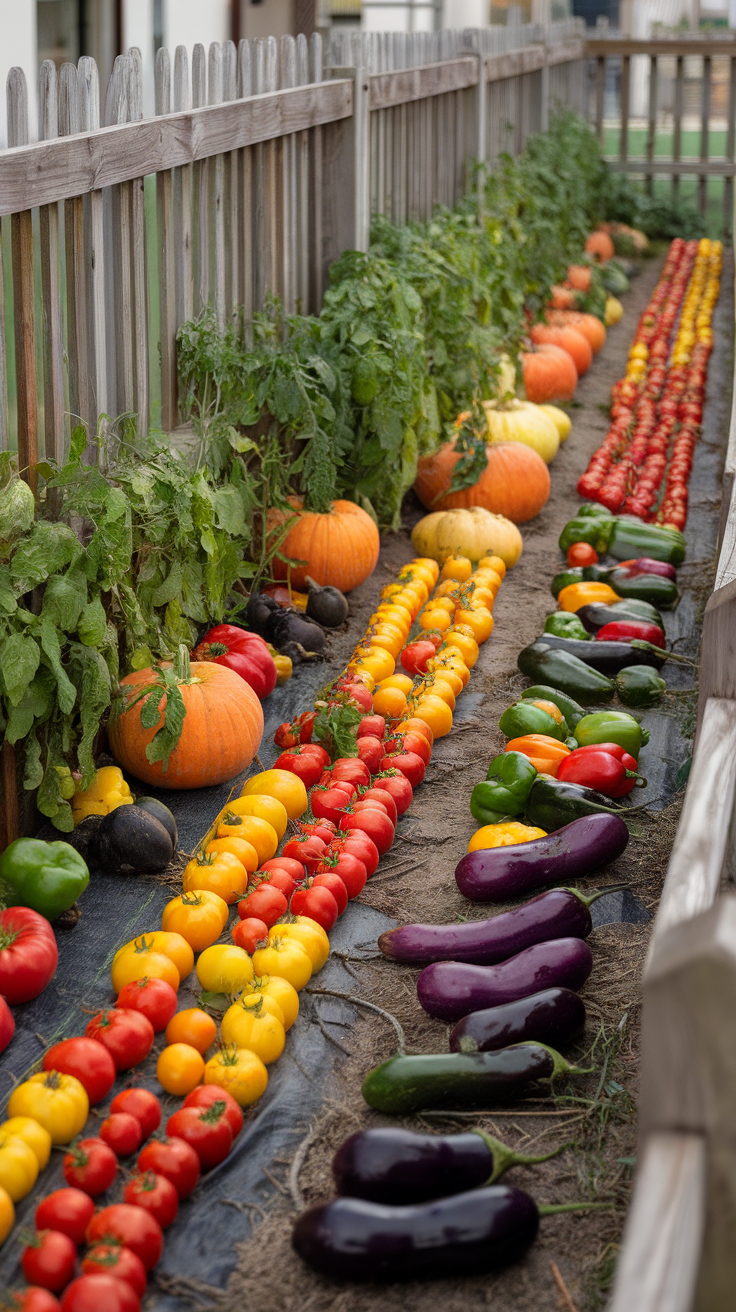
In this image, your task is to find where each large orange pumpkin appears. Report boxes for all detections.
[546,310,607,355]
[269,498,379,592]
[414,440,550,524]
[567,265,592,292]
[521,343,578,404]
[530,323,592,377]
[585,230,615,262]
[109,650,264,789]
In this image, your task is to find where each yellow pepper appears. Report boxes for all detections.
[557,582,621,613]
[267,645,293,685]
[468,822,547,852]
[71,765,134,826]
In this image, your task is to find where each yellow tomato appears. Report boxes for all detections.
[111,939,180,994]
[252,936,312,990]
[241,974,299,1029]
[468,586,494,609]
[275,918,329,970]
[378,603,413,630]
[145,930,194,982]
[425,662,464,696]
[156,1043,205,1096]
[444,629,479,668]
[411,693,453,739]
[196,944,254,994]
[216,813,278,864]
[478,555,506,579]
[411,557,440,585]
[9,1072,88,1145]
[162,890,228,954]
[434,653,471,687]
[418,607,452,633]
[205,837,259,874]
[241,770,308,820]
[218,794,288,841]
[355,648,395,682]
[468,823,547,851]
[185,851,249,905]
[425,678,456,710]
[432,596,457,616]
[372,685,407,719]
[377,673,414,696]
[454,606,494,643]
[0,1117,51,1169]
[0,1133,39,1202]
[435,579,461,599]
[399,582,429,610]
[440,555,473,582]
[203,1046,268,1107]
[473,568,502,593]
[380,582,405,602]
[165,1008,218,1053]
[369,633,403,661]
[221,997,285,1064]
[0,1186,13,1248]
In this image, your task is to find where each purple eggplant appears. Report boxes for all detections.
[455,813,629,902]
[292,1185,539,1280]
[378,886,610,966]
[333,1126,564,1205]
[450,987,586,1053]
[417,938,593,1021]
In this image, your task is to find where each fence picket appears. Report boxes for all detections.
[7,68,38,493]
[207,43,226,330]
[192,44,208,316]
[128,47,150,438]
[173,45,193,339]
[156,48,177,433]
[0,217,8,451]
[38,61,65,464]
[237,39,254,336]
[223,40,239,324]
[105,54,134,423]
[78,55,107,444]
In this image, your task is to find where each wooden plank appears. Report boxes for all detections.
[0,742,19,849]
[60,62,89,432]
[208,42,226,329]
[645,55,658,195]
[309,32,324,311]
[724,58,736,240]
[238,39,254,333]
[673,54,684,203]
[603,158,736,177]
[699,55,711,217]
[0,217,8,450]
[7,69,38,493]
[280,34,297,314]
[295,33,310,314]
[620,54,630,163]
[222,40,238,323]
[368,56,477,111]
[105,54,134,419]
[127,47,149,438]
[192,43,208,317]
[173,45,193,335]
[586,37,736,57]
[79,55,107,443]
[38,60,65,464]
[156,48,177,433]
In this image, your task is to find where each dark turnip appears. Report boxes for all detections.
[305,577,349,628]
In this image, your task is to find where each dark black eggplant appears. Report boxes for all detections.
[525,777,624,831]
[534,633,664,674]
[134,796,178,848]
[292,1185,540,1280]
[269,607,326,655]
[92,805,174,874]
[305,577,349,627]
[362,1043,587,1113]
[450,987,586,1054]
[244,591,281,637]
[576,600,664,634]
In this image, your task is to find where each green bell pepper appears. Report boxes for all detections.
[517,641,615,705]
[578,503,615,519]
[470,753,538,824]
[551,568,584,599]
[609,518,686,566]
[499,700,568,741]
[558,515,616,556]
[574,710,647,761]
[521,684,587,730]
[0,838,89,921]
[544,612,589,641]
[615,665,667,707]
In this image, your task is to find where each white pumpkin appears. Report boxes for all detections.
[538,404,572,443]
[482,398,560,465]
[411,507,523,568]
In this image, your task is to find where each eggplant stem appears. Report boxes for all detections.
[573,882,631,908]
[476,1131,570,1183]
[539,1201,616,1215]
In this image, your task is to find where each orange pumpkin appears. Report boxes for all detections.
[567,265,592,292]
[530,323,592,377]
[269,498,379,592]
[521,343,577,404]
[546,310,606,355]
[585,230,615,262]
[109,648,264,789]
[548,284,576,310]
[414,440,550,524]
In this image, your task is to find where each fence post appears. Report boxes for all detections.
[6,67,38,494]
[352,59,370,252]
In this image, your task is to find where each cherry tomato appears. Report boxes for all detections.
[137,1136,200,1201]
[85,1009,154,1072]
[281,835,326,870]
[35,1189,94,1245]
[400,639,437,675]
[334,831,380,876]
[356,735,385,774]
[99,1113,143,1157]
[86,1204,164,1271]
[42,1038,116,1106]
[22,1231,77,1292]
[63,1137,117,1196]
[339,808,395,855]
[566,542,599,567]
[316,849,367,899]
[81,1244,147,1297]
[261,856,305,882]
[110,1089,162,1140]
[60,1275,140,1312]
[232,916,269,953]
[183,1084,244,1139]
[166,1103,233,1170]
[372,770,413,815]
[311,872,348,915]
[272,749,324,788]
[383,730,431,767]
[236,884,287,928]
[124,1171,179,1229]
[330,759,370,788]
[5,1290,61,1312]
[356,714,385,739]
[379,750,425,788]
[289,884,339,931]
[358,786,397,825]
[115,977,178,1033]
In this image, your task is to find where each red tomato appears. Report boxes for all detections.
[300,817,337,842]
[0,907,58,1004]
[116,977,178,1033]
[183,1084,243,1139]
[335,680,373,712]
[22,1231,77,1292]
[352,798,389,818]
[272,749,323,788]
[400,639,437,675]
[85,1009,154,1072]
[330,758,370,787]
[86,1204,163,1272]
[289,884,339,931]
[124,1172,179,1229]
[36,1189,95,1245]
[110,1089,162,1139]
[0,994,15,1054]
[261,856,305,882]
[316,849,367,899]
[356,735,385,774]
[166,1104,233,1170]
[137,1136,201,1201]
[100,1113,143,1157]
[6,1290,61,1312]
[232,917,269,953]
[356,714,385,739]
[273,712,316,748]
[379,750,425,788]
[335,831,380,876]
[372,770,413,815]
[384,731,431,766]
[236,884,287,927]
[311,786,348,826]
[60,1275,140,1312]
[254,867,296,898]
[566,542,599,567]
[81,1245,147,1297]
[63,1137,118,1196]
[298,743,330,767]
[339,808,394,855]
[311,872,348,915]
[358,786,398,825]
[42,1037,116,1105]
[281,834,326,870]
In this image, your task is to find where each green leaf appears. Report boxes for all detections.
[41,575,85,634]
[0,633,41,706]
[151,559,183,608]
[146,680,186,770]
[5,674,53,744]
[38,617,77,716]
[23,732,44,789]
[140,688,165,730]
[0,478,34,547]
[78,597,107,647]
[10,521,82,592]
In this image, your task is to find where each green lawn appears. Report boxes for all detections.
[603,126,731,239]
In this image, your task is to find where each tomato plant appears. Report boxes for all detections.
[85,1009,154,1072]
[42,1038,115,1106]
[81,1244,147,1297]
[124,1171,179,1228]
[115,977,178,1032]
[137,1136,200,1200]
[0,908,58,1004]
[165,1102,232,1170]
[183,1083,244,1139]
[110,1089,162,1139]
[86,1204,164,1271]
[22,1231,77,1292]
[63,1137,117,1196]
[35,1189,95,1245]
[99,1113,142,1158]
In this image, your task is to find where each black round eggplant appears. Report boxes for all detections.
[292,1185,540,1281]
[305,577,349,627]
[245,591,281,637]
[454,813,629,902]
[92,805,174,874]
[535,633,664,674]
[269,608,326,654]
[416,938,593,1021]
[450,987,586,1054]
[134,796,178,848]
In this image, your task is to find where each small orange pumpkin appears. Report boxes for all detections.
[109,648,264,789]
[566,265,592,292]
[546,310,607,355]
[530,323,592,377]
[521,343,578,404]
[548,284,576,310]
[585,230,615,262]
[269,497,379,592]
[414,440,550,524]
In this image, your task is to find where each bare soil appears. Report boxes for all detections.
[220,256,698,1312]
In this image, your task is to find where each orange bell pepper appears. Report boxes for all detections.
[557,582,621,612]
[505,734,572,777]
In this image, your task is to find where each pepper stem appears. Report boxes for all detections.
[474,1130,569,1183]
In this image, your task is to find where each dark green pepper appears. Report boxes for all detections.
[558,516,615,555]
[578,502,615,519]
[525,777,619,831]
[470,753,538,824]
[608,570,679,610]
[517,641,614,705]
[544,612,589,640]
[577,600,664,633]
[0,838,89,921]
[609,519,686,566]
[615,665,667,707]
[551,569,584,599]
[499,700,568,742]
[521,685,587,730]
[574,710,647,760]
[580,563,617,585]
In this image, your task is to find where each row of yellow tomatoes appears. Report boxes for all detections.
[671,238,721,363]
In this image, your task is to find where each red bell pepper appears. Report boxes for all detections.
[596,620,666,648]
[193,623,277,699]
[557,742,643,798]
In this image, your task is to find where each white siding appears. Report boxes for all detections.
[0,0,37,146]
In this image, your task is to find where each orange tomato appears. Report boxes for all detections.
[241,770,309,820]
[216,814,278,865]
[206,836,259,874]
[156,1044,205,1096]
[165,1008,218,1053]
[454,606,493,643]
[369,631,403,660]
[395,716,434,746]
[418,608,452,633]
[440,555,473,582]
[425,662,464,696]
[468,586,494,609]
[425,678,456,710]
[444,628,479,668]
[411,558,440,585]
[376,673,414,696]
[161,890,229,953]
[183,851,249,905]
[355,648,395,682]
[146,931,195,982]
[432,596,456,616]
[411,694,453,739]
[478,555,506,579]
[372,685,408,719]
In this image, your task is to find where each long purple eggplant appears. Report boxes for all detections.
[416,938,593,1021]
[292,1185,539,1280]
[450,987,586,1053]
[455,813,629,902]
[378,886,610,965]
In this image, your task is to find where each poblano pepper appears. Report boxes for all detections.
[558,516,616,556]
[573,711,648,760]
[521,685,587,730]
[0,838,89,921]
[470,752,538,824]
[615,665,667,707]
[517,641,615,704]
[525,777,621,831]
[499,699,568,741]
[544,612,589,640]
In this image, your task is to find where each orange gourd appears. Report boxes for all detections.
[268,498,379,592]
[585,230,615,262]
[521,343,578,404]
[546,310,607,355]
[109,647,264,789]
[529,323,592,377]
[566,265,592,292]
[414,440,550,525]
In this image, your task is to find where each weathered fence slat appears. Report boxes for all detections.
[7,68,38,492]
[156,48,177,434]
[128,47,150,439]
[79,55,107,444]
[38,60,65,464]
[105,54,134,422]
